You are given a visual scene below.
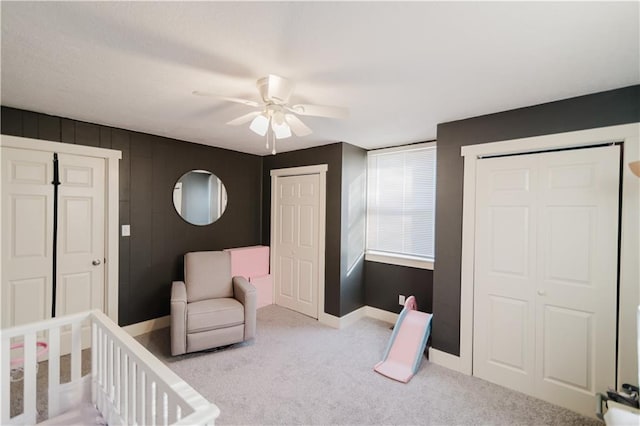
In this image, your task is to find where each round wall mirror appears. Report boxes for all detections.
[173,170,228,226]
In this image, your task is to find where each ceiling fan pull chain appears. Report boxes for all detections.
[265,129,270,150]
[272,135,277,155]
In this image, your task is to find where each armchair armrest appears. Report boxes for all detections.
[171,280,188,356]
[233,276,257,340]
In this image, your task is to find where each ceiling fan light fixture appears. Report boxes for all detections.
[249,113,270,136]
[272,120,292,139]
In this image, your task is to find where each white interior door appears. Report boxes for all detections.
[56,153,105,317]
[274,173,320,318]
[1,147,55,328]
[473,145,620,417]
[1,148,106,330]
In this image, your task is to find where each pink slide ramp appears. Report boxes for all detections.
[374,296,433,383]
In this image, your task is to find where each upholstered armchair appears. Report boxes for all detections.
[171,251,257,356]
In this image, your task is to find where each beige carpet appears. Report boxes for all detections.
[136,305,601,425]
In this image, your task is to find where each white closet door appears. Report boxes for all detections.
[1,147,54,328]
[56,153,105,317]
[473,145,619,417]
[473,154,538,394]
[1,148,106,331]
[534,147,619,415]
[274,173,320,318]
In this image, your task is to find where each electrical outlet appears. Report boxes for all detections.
[398,295,405,305]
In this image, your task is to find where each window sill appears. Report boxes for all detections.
[365,252,434,271]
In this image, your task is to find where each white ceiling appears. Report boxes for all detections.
[1,2,638,156]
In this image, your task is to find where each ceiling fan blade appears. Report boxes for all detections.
[285,114,313,137]
[192,91,261,107]
[289,104,349,119]
[226,111,261,126]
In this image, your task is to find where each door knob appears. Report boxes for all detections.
[537,289,546,296]
[92,259,101,266]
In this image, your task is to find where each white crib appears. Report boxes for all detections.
[1,310,220,425]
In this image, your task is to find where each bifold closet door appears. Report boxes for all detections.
[1,147,55,328]
[1,147,106,329]
[55,153,105,318]
[473,145,620,417]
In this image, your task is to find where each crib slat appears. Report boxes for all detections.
[1,336,10,424]
[23,332,37,425]
[48,326,61,418]
[108,337,114,399]
[130,358,137,425]
[149,379,157,425]
[71,321,81,382]
[91,322,97,406]
[140,369,147,426]
[115,345,121,412]
[122,352,129,422]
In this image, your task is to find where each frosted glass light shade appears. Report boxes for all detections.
[249,114,270,136]
[272,120,292,139]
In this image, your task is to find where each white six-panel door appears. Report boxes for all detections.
[56,153,105,317]
[1,148,106,329]
[473,145,620,417]
[1,147,55,328]
[274,173,320,318]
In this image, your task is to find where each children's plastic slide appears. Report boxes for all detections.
[374,296,433,383]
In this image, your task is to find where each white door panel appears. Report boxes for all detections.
[473,145,619,417]
[274,174,320,318]
[1,148,54,329]
[474,155,537,394]
[56,153,105,317]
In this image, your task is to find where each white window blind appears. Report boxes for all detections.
[366,143,436,261]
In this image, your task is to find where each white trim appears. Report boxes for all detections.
[0,135,121,325]
[270,164,328,177]
[122,315,171,337]
[368,141,436,155]
[0,135,122,160]
[365,252,434,270]
[428,348,466,373]
[364,306,399,324]
[459,123,640,380]
[319,307,367,329]
[270,164,327,320]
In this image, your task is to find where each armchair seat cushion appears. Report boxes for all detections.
[187,298,244,333]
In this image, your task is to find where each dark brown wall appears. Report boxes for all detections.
[365,262,433,314]
[261,143,343,316]
[1,106,263,326]
[432,85,640,355]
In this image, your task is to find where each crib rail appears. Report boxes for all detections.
[1,310,220,425]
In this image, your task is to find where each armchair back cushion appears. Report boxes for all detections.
[185,251,233,303]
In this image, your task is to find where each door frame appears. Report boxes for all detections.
[445,123,640,385]
[0,135,121,324]
[270,164,328,322]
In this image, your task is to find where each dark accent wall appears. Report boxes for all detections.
[365,262,433,314]
[433,85,640,355]
[1,106,263,326]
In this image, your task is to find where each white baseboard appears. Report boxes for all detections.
[428,348,468,374]
[319,306,367,329]
[364,306,399,324]
[122,315,170,337]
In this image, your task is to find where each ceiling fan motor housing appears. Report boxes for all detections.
[257,74,295,104]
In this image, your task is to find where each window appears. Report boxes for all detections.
[366,142,436,269]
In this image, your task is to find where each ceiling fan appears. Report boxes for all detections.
[193,74,348,154]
